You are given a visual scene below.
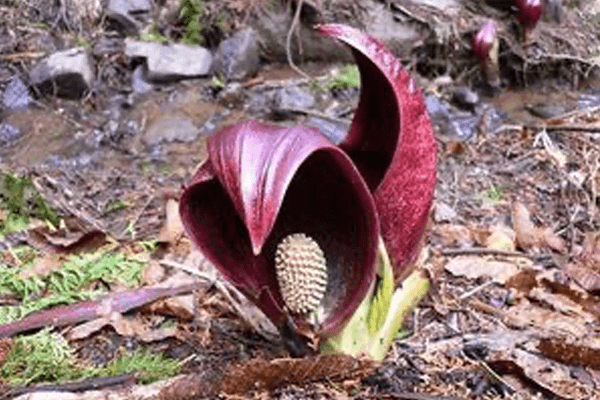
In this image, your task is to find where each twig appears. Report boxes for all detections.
[159,259,215,284]
[279,107,351,125]
[286,0,311,80]
[441,247,534,259]
[159,259,278,341]
[478,360,516,395]
[119,194,155,240]
[524,124,600,133]
[459,280,494,300]
[0,51,46,61]
[0,374,136,399]
[379,393,463,400]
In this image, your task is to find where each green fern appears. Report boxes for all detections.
[97,348,181,384]
[0,172,60,238]
[0,247,146,324]
[0,328,79,386]
[179,0,205,44]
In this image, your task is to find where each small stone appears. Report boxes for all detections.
[131,65,153,94]
[105,0,153,34]
[1,77,32,110]
[452,87,480,112]
[212,27,260,82]
[273,86,315,111]
[142,118,201,146]
[125,40,212,82]
[29,48,94,99]
[0,123,21,146]
[434,201,457,222]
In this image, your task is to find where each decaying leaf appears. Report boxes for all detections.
[444,256,519,284]
[512,202,565,252]
[484,225,516,251]
[434,224,474,247]
[538,338,600,370]
[158,198,185,245]
[563,233,600,293]
[564,262,600,293]
[220,354,376,395]
[28,216,107,253]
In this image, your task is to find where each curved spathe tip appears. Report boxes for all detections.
[317,23,437,276]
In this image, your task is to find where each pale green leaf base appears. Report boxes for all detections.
[320,239,429,361]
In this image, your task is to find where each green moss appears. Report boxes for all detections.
[97,348,181,384]
[0,328,79,386]
[326,65,361,90]
[0,329,181,386]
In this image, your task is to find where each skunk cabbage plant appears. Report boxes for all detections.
[179,24,436,360]
[473,21,500,88]
[515,0,543,39]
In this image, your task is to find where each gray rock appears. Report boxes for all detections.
[449,115,478,141]
[306,117,349,145]
[142,118,201,145]
[29,48,94,98]
[434,202,457,223]
[0,123,20,146]
[105,0,153,34]
[578,93,600,110]
[131,65,153,94]
[410,0,459,8]
[125,40,212,82]
[218,82,246,108]
[273,86,315,111]
[93,35,124,56]
[426,95,450,119]
[525,103,568,119]
[452,87,480,112]
[212,27,260,82]
[2,77,32,110]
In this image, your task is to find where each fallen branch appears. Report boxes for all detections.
[0,283,203,337]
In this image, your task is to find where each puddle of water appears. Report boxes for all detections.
[0,107,91,167]
[490,87,581,122]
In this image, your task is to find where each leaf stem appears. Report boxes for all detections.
[366,270,429,361]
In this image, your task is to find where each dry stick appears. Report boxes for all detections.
[119,194,155,240]
[441,247,535,259]
[158,259,278,341]
[524,124,600,133]
[0,374,136,399]
[280,107,351,125]
[286,0,311,80]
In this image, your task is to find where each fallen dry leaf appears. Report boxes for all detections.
[538,337,600,370]
[28,216,107,253]
[158,198,185,245]
[140,259,167,285]
[484,225,516,251]
[512,202,566,252]
[563,262,600,293]
[221,354,376,395]
[444,256,519,284]
[435,224,474,247]
[488,351,590,400]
